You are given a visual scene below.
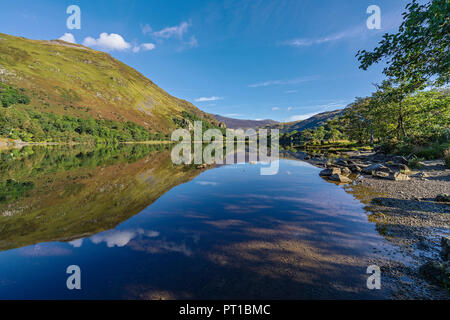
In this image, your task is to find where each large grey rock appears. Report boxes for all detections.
[392,156,409,165]
[334,158,348,167]
[349,164,362,173]
[362,163,391,174]
[387,163,410,172]
[328,174,352,183]
[319,168,341,177]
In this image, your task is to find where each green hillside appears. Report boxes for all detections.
[0,33,220,142]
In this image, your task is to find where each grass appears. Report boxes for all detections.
[0,32,220,136]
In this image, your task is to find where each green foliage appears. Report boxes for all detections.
[0,106,167,143]
[0,179,34,203]
[0,144,169,183]
[0,83,30,107]
[408,156,425,169]
[357,0,450,88]
[280,88,449,160]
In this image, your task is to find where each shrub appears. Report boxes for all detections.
[408,156,425,169]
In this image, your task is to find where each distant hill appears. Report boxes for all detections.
[0,33,220,136]
[262,109,345,133]
[214,114,278,129]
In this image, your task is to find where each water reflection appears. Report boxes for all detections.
[0,145,411,299]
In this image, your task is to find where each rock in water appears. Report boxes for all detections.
[319,168,341,177]
[328,174,352,184]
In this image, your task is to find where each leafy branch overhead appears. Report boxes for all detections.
[357,0,450,88]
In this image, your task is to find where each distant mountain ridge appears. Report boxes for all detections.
[262,109,345,133]
[214,114,278,129]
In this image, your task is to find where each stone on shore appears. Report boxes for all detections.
[362,163,391,174]
[435,194,450,203]
[392,156,409,165]
[319,168,341,177]
[341,167,352,176]
[388,172,411,181]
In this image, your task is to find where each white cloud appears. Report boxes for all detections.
[287,107,293,111]
[282,26,369,48]
[133,43,156,53]
[249,76,317,88]
[59,33,76,44]
[141,43,156,51]
[195,96,223,102]
[272,107,280,111]
[68,239,83,247]
[152,21,190,39]
[83,33,131,51]
[90,228,159,248]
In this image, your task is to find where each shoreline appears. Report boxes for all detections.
[292,148,450,298]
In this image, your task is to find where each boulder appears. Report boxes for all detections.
[388,172,411,181]
[362,163,391,174]
[392,156,409,165]
[349,164,362,173]
[341,167,352,176]
[442,237,450,261]
[334,158,348,167]
[435,194,450,203]
[372,171,390,179]
[387,163,410,172]
[328,174,352,184]
[319,168,341,177]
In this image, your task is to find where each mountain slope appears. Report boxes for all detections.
[0,33,219,135]
[213,114,277,129]
[262,109,344,133]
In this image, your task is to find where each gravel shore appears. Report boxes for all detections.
[284,150,450,298]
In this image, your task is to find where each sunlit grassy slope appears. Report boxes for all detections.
[0,33,219,134]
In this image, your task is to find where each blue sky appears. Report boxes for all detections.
[0,0,414,122]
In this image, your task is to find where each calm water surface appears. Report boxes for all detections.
[0,145,401,299]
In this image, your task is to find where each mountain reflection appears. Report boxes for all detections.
[0,144,204,251]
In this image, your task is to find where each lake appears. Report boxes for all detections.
[0,144,402,299]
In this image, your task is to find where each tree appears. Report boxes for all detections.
[357,0,449,88]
